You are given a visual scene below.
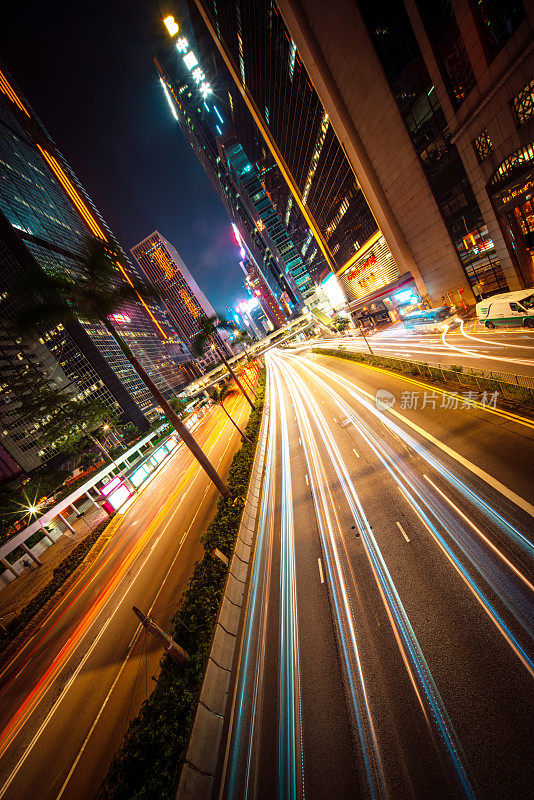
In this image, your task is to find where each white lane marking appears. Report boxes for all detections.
[352,449,360,458]
[1,417,240,797]
[56,525,190,800]
[299,437,302,445]
[305,475,309,486]
[317,557,325,584]
[333,417,337,423]
[325,376,534,520]
[396,521,410,543]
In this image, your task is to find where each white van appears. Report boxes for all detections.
[476,289,534,329]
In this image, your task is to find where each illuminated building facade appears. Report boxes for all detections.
[178,0,533,326]
[278,0,534,300]
[131,231,231,370]
[0,66,193,472]
[151,9,316,316]
[240,257,285,328]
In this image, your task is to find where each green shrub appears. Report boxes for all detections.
[98,369,266,800]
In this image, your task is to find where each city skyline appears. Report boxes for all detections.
[0,0,247,313]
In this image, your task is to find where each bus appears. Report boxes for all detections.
[402,306,461,334]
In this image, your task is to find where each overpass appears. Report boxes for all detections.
[182,316,315,398]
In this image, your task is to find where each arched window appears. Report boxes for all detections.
[488,142,534,190]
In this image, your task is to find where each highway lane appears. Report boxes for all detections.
[305,321,534,377]
[0,389,251,800]
[221,349,533,800]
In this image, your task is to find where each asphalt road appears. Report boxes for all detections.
[304,321,534,377]
[0,389,251,800]
[221,349,534,800]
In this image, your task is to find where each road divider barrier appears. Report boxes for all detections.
[312,346,534,407]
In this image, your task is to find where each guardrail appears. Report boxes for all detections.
[0,425,174,581]
[311,345,534,406]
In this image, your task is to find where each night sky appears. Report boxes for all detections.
[0,0,245,312]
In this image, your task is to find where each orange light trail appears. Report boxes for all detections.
[0,401,248,766]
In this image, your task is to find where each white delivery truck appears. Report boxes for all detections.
[476,289,534,329]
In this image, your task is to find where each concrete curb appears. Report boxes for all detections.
[176,398,270,800]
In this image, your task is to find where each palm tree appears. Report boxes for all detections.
[231,329,257,397]
[210,383,250,443]
[16,239,230,497]
[192,315,254,408]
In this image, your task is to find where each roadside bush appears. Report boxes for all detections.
[98,369,266,800]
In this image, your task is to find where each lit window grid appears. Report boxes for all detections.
[473,129,493,162]
[512,80,534,126]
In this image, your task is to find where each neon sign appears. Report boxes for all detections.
[347,253,377,281]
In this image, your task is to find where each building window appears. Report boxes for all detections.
[512,80,534,126]
[416,0,476,109]
[473,129,493,161]
[470,0,525,61]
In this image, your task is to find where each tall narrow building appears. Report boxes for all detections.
[151,9,318,316]
[267,0,532,300]
[131,231,231,370]
[0,64,193,474]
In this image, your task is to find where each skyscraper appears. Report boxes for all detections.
[265,0,532,300]
[0,65,193,473]
[170,0,531,329]
[131,231,231,369]
[151,9,319,316]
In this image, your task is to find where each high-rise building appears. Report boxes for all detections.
[276,0,534,302]
[240,256,285,328]
[131,231,231,370]
[151,9,319,315]
[0,65,193,473]
[173,0,533,330]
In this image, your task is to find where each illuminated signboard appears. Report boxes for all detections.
[347,253,377,281]
[105,485,131,510]
[131,466,149,487]
[338,236,399,303]
[164,16,179,36]
[175,34,213,99]
[101,476,122,497]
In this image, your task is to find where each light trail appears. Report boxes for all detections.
[273,366,305,800]
[298,355,534,539]
[441,324,534,366]
[225,366,277,800]
[286,354,534,673]
[0,403,245,795]
[278,358,388,800]
[273,354,476,799]
[458,321,534,350]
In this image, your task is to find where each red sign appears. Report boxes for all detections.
[347,253,377,281]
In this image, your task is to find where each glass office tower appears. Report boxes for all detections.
[0,66,192,472]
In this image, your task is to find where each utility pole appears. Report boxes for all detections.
[132,607,188,665]
[359,326,374,356]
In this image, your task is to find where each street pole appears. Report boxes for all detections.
[133,606,188,665]
[360,326,374,356]
[89,433,136,492]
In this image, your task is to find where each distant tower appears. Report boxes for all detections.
[131,231,231,369]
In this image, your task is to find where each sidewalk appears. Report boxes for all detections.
[0,504,109,624]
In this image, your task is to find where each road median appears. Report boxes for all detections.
[98,368,266,800]
[312,346,534,408]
